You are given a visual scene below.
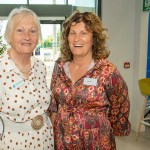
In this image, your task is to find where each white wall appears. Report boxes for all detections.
[102,0,149,131]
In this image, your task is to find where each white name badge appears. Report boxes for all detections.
[83,78,97,86]
[13,79,24,89]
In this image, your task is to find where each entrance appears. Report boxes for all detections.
[34,17,64,87]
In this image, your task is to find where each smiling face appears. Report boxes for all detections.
[9,13,38,55]
[68,21,93,59]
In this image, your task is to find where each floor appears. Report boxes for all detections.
[116,128,150,150]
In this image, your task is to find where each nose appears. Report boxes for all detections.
[24,31,30,40]
[74,33,80,41]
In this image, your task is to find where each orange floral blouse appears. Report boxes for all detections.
[49,58,131,150]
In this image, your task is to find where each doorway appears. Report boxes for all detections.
[34,17,64,87]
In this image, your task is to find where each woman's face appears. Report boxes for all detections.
[9,14,38,55]
[68,21,93,58]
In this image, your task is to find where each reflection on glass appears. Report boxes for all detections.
[68,0,95,7]
[35,24,60,64]
[29,0,65,4]
[68,0,97,14]
[0,20,7,55]
[34,23,61,86]
[0,0,66,4]
[0,0,27,4]
[0,20,7,46]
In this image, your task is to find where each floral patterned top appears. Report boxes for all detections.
[49,58,131,150]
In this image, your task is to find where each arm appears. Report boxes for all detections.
[0,76,5,111]
[0,82,2,111]
[106,68,131,136]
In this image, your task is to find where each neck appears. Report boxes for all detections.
[8,50,31,75]
[72,57,94,68]
[9,49,31,66]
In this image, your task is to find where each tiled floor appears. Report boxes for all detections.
[116,129,150,150]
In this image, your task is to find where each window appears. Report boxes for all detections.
[29,0,65,4]
[0,0,27,4]
[68,0,97,13]
[68,0,95,7]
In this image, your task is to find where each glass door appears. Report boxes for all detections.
[34,17,64,87]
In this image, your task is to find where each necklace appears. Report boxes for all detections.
[19,68,31,74]
[8,50,31,74]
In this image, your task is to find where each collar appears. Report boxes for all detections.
[58,58,112,70]
[1,50,35,73]
[1,50,14,72]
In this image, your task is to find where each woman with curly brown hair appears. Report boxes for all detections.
[49,10,131,150]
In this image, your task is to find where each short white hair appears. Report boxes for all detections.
[4,6,42,44]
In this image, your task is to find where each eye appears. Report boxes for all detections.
[17,28,23,33]
[30,29,36,34]
[81,32,87,35]
[69,31,75,35]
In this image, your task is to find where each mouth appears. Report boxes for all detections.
[74,44,83,47]
[22,43,31,46]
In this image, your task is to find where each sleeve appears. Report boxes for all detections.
[48,62,59,113]
[0,73,5,110]
[0,63,3,98]
[0,79,3,99]
[106,68,131,136]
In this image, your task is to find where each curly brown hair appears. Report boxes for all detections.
[60,10,110,61]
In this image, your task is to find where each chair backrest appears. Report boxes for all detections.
[138,78,150,96]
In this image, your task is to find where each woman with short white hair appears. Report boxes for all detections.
[0,6,54,150]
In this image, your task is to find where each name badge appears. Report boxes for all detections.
[13,79,24,88]
[83,78,97,86]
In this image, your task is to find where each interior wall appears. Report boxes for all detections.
[101,0,149,131]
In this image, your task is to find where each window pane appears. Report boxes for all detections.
[34,22,62,87]
[68,0,95,7]
[55,0,66,4]
[29,0,53,4]
[0,20,7,55]
[0,0,27,4]
[68,0,97,14]
[29,0,65,4]
[0,20,7,42]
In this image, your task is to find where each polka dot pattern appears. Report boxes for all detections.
[0,122,54,150]
[0,51,54,149]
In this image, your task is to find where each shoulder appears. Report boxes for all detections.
[105,60,121,76]
[0,50,8,64]
[33,56,45,65]
[96,59,117,71]
[0,50,7,59]
[32,56,46,71]
[55,57,66,67]
[95,58,123,79]
[0,55,3,62]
